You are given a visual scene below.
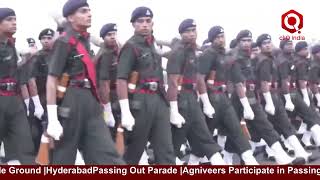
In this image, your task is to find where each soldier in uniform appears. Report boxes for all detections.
[166,19,225,165]
[46,0,124,164]
[27,28,55,150]
[0,7,35,164]
[116,6,175,164]
[197,26,258,165]
[254,34,312,162]
[275,40,320,149]
[228,30,301,164]
[96,23,119,135]
[291,41,320,146]
[309,44,320,108]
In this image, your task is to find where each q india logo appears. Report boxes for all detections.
[279,9,305,41]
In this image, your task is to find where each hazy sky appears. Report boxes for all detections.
[0,0,318,50]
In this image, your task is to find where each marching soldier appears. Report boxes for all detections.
[228,30,301,164]
[254,34,312,163]
[46,0,124,164]
[0,7,35,164]
[275,40,320,149]
[166,19,226,165]
[309,44,320,108]
[27,28,55,150]
[197,26,257,165]
[116,6,176,164]
[96,23,119,135]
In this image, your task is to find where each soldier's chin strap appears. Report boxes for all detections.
[68,35,100,103]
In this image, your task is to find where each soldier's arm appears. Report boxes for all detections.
[297,63,308,90]
[197,74,208,94]
[116,45,135,100]
[258,61,272,94]
[166,49,184,101]
[97,53,112,104]
[46,75,58,105]
[197,53,215,94]
[229,63,246,98]
[309,67,319,94]
[47,39,69,105]
[28,78,39,97]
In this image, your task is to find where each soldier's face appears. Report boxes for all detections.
[0,16,16,35]
[40,35,54,50]
[251,47,260,59]
[133,17,153,36]
[238,37,252,51]
[213,33,225,48]
[68,7,91,29]
[260,40,273,53]
[283,43,294,53]
[103,31,117,46]
[297,48,309,58]
[181,27,197,44]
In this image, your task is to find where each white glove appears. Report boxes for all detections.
[170,101,186,128]
[263,92,275,115]
[119,99,135,131]
[32,95,44,119]
[240,97,255,120]
[315,93,320,107]
[284,93,295,111]
[24,98,30,116]
[199,93,215,118]
[103,103,116,127]
[46,105,63,141]
[301,88,310,107]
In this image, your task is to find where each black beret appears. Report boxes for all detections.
[208,26,224,42]
[256,34,271,47]
[295,41,308,52]
[63,0,89,18]
[279,39,292,49]
[236,30,252,42]
[312,44,320,54]
[130,6,153,23]
[100,23,117,39]
[38,28,55,40]
[229,39,237,49]
[0,8,15,22]
[178,19,196,34]
[27,38,35,44]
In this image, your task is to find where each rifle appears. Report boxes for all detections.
[35,133,54,165]
[115,126,125,156]
[35,107,70,165]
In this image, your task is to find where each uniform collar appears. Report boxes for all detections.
[67,28,90,40]
[212,44,225,54]
[133,34,154,46]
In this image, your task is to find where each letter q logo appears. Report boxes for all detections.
[281,10,303,34]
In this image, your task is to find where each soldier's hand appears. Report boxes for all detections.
[103,103,116,127]
[264,103,275,115]
[119,99,135,131]
[285,100,295,112]
[104,112,116,127]
[303,97,311,107]
[284,94,294,112]
[34,106,45,120]
[170,101,186,128]
[46,105,63,140]
[32,95,44,119]
[199,93,215,118]
[240,97,255,120]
